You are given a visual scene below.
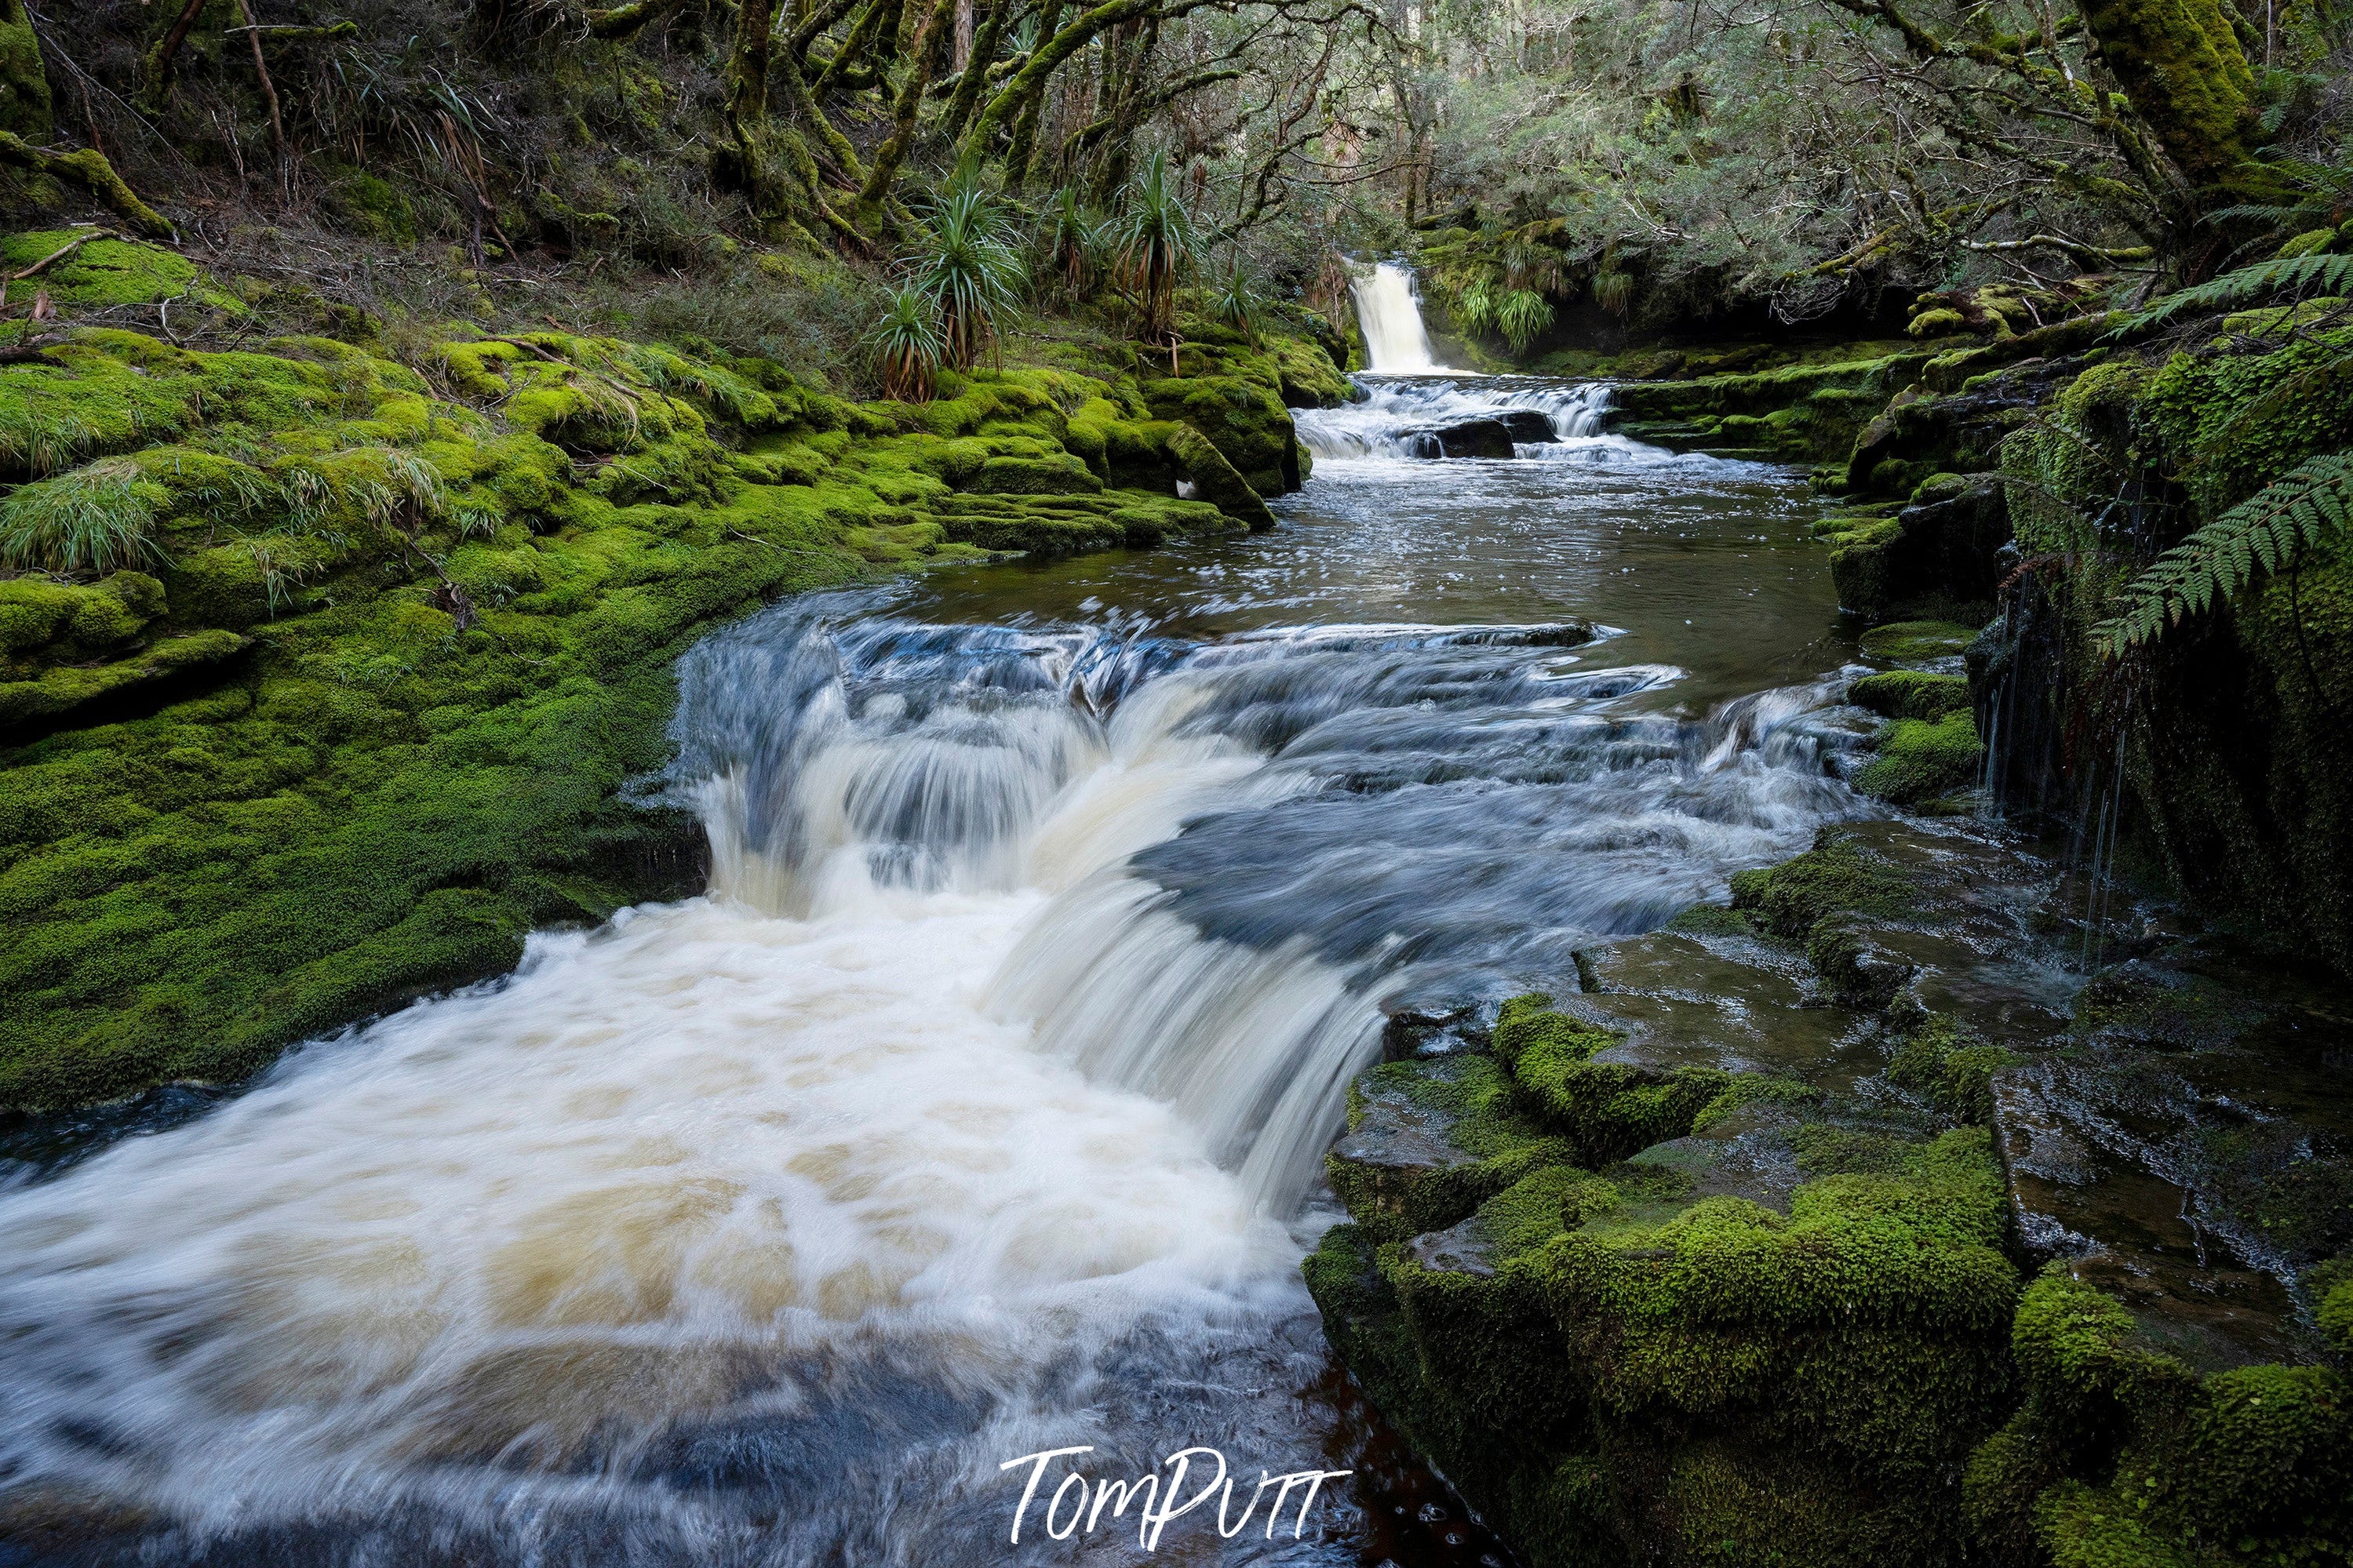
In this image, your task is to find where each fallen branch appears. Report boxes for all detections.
[0,135,173,239]
[223,20,362,41]
[5,229,120,288]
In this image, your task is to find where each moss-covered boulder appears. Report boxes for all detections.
[1312,993,2025,1568]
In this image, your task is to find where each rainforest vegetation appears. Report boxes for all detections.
[1,0,2350,1562]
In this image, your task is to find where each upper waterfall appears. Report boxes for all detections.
[1349,260,1452,373]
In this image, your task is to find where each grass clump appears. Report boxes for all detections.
[0,455,164,573]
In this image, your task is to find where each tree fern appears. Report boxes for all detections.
[2116,253,2353,335]
[2093,453,2353,655]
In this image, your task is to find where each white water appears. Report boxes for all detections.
[0,432,1861,1563]
[1349,260,1451,373]
[1295,374,1641,463]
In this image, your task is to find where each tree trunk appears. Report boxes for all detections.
[2077,0,2255,191]
[858,0,957,223]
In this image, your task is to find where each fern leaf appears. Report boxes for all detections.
[2096,453,2353,657]
[2115,253,2353,336]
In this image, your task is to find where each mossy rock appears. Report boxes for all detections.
[1850,669,1972,720]
[1328,1053,1580,1244]
[1967,1265,2353,1566]
[1494,993,1731,1164]
[966,453,1103,495]
[0,233,216,314]
[1858,619,1980,664]
[1166,423,1277,529]
[1853,710,1983,803]
[0,309,1321,1113]
[1884,1013,2015,1124]
[1729,827,1913,940]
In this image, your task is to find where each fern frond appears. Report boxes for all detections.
[2114,253,2353,336]
[2092,453,2353,657]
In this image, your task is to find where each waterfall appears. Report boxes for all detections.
[1349,260,1450,373]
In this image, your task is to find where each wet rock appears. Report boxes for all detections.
[1821,474,2009,624]
[1404,417,1517,458]
[1325,1055,1576,1243]
[1495,409,1557,443]
[1988,939,2353,1370]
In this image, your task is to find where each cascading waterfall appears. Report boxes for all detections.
[0,418,1864,1566]
[1295,375,1627,462]
[1347,260,1451,373]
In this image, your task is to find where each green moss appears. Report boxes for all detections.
[1495,994,1731,1163]
[1326,1053,1580,1242]
[1855,710,1982,803]
[0,233,209,314]
[0,296,1350,1111]
[1850,670,1972,720]
[0,1,49,136]
[1885,1014,2016,1124]
[1858,619,1979,663]
[1729,828,1911,939]
[2078,0,2255,187]
[0,628,248,724]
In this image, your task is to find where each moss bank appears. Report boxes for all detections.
[0,236,1339,1113]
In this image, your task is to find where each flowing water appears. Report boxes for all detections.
[0,376,1867,1566]
[1348,262,1452,373]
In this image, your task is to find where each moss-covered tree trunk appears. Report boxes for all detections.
[0,0,50,136]
[2078,0,2256,191]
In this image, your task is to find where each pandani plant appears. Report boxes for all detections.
[1207,260,1266,347]
[868,286,948,402]
[912,168,1026,371]
[1044,187,1102,300]
[1110,153,1200,347]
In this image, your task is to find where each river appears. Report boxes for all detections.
[0,370,1875,1566]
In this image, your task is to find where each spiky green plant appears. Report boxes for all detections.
[1044,188,1102,299]
[0,456,163,576]
[1207,262,1267,347]
[1110,153,1201,347]
[867,287,947,402]
[1494,288,1555,351]
[1593,269,1637,318]
[1452,278,1497,333]
[912,170,1026,370]
[2093,453,2353,655]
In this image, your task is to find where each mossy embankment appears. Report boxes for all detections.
[0,232,1343,1114]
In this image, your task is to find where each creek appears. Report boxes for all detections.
[0,358,1887,1564]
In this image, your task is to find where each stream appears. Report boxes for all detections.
[0,368,1875,1566]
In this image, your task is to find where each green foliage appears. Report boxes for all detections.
[0,303,1350,1112]
[2092,453,2353,655]
[911,170,1027,371]
[1109,153,1200,347]
[1206,263,1268,347]
[2118,253,2353,334]
[0,456,164,575]
[1043,187,1102,299]
[1849,670,1972,720]
[1494,287,1555,351]
[867,287,946,402]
